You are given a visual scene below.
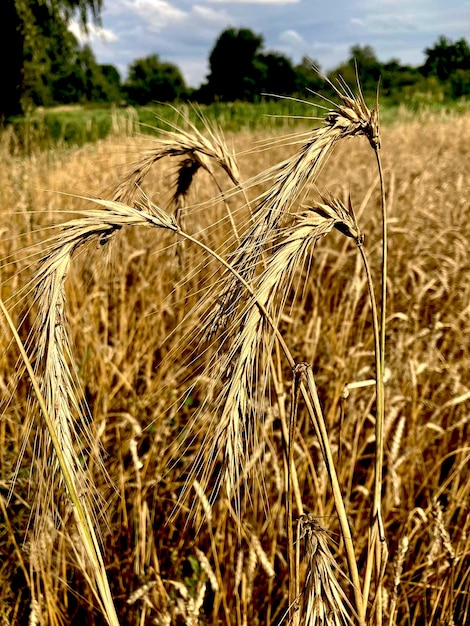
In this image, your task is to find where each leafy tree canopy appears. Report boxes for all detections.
[421,36,470,97]
[422,36,470,80]
[203,27,300,102]
[205,27,266,102]
[258,52,297,98]
[123,54,187,105]
[0,0,104,118]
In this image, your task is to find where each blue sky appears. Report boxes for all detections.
[71,0,470,87]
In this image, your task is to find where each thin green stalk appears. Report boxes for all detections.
[357,241,387,617]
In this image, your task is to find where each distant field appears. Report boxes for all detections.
[0,104,469,625]
[6,95,470,153]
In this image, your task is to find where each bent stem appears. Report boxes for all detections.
[52,195,366,623]
[0,296,120,626]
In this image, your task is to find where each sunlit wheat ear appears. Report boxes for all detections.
[296,515,353,626]
[428,498,456,568]
[24,198,176,518]
[188,202,359,514]
[322,71,380,150]
[206,77,377,337]
[11,198,176,625]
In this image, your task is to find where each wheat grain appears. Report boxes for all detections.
[297,515,353,626]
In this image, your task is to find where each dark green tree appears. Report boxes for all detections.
[450,68,470,97]
[258,52,297,97]
[123,54,187,105]
[100,64,122,102]
[22,9,85,107]
[379,59,422,100]
[422,36,470,82]
[294,57,327,96]
[330,45,382,96]
[0,0,102,119]
[77,44,121,103]
[205,28,265,102]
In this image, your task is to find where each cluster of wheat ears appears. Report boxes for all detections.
[0,75,469,626]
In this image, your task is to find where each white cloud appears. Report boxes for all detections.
[193,5,231,26]
[351,12,418,33]
[131,0,187,30]
[100,0,132,16]
[350,17,364,26]
[279,29,305,46]
[351,0,464,35]
[69,21,119,44]
[180,58,210,86]
[206,0,298,4]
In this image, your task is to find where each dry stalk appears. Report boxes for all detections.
[169,193,367,621]
[3,199,179,626]
[388,536,409,626]
[0,292,120,626]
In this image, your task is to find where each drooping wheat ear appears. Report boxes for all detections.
[295,515,353,626]
[22,197,177,624]
[113,104,241,220]
[190,199,360,512]
[206,77,378,338]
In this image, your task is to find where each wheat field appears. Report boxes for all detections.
[0,96,469,626]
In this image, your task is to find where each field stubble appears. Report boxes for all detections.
[0,106,469,625]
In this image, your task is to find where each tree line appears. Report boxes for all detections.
[1,0,470,120]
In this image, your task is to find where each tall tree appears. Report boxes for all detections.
[258,52,297,97]
[0,0,102,119]
[206,28,265,102]
[123,54,187,105]
[100,64,122,102]
[422,36,470,81]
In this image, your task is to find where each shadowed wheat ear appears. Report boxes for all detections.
[206,76,379,338]
[295,515,354,626]
[112,105,243,241]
